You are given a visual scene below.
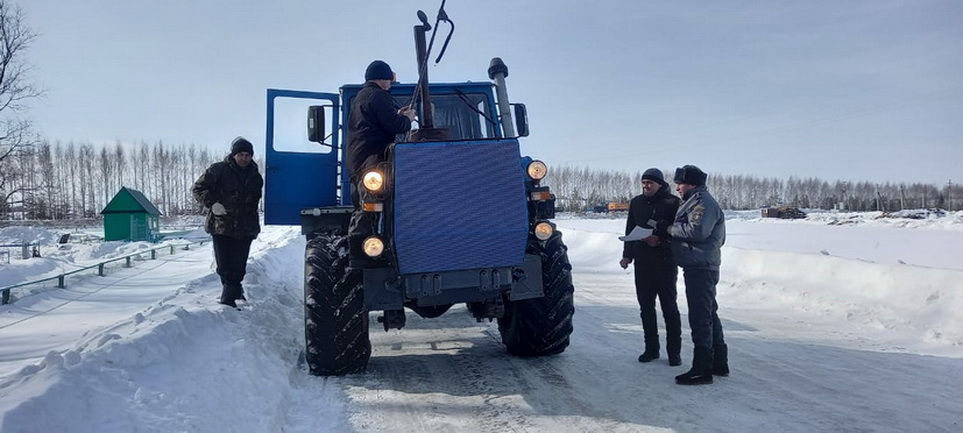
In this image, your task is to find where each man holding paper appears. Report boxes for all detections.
[619,168,682,366]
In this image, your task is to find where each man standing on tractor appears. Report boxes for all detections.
[620,168,682,366]
[669,165,729,385]
[346,60,415,266]
[192,137,264,308]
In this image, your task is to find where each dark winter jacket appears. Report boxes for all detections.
[669,185,726,270]
[622,182,681,265]
[192,156,263,239]
[347,82,412,178]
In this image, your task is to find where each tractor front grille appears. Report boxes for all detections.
[392,139,528,275]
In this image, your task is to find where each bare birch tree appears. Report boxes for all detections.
[0,1,42,217]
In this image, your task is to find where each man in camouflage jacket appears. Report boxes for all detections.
[192,137,263,307]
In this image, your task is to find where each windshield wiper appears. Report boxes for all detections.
[453,89,497,128]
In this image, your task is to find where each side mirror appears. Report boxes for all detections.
[307,105,326,143]
[511,103,529,137]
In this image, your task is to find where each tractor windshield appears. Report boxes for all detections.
[392,92,496,140]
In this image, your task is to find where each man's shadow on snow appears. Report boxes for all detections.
[336,304,963,433]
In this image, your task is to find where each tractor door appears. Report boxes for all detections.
[264,89,341,225]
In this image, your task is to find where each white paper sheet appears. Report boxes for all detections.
[619,226,653,242]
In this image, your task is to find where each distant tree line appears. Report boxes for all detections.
[546,165,962,212]
[2,151,960,220]
[0,140,240,220]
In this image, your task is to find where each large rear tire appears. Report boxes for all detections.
[304,232,370,375]
[498,230,575,356]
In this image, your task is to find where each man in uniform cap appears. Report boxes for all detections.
[669,165,729,385]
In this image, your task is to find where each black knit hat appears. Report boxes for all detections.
[365,60,394,81]
[231,137,254,156]
[641,168,666,186]
[673,165,707,186]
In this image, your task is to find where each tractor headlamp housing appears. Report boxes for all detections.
[526,160,548,181]
[362,236,385,257]
[534,221,554,241]
[362,170,384,192]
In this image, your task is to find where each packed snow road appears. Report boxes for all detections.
[1,216,962,432]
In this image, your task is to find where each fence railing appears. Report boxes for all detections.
[0,242,41,260]
[1,239,209,305]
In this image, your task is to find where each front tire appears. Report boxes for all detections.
[304,232,370,375]
[498,230,575,356]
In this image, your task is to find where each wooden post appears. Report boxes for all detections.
[58,275,65,288]
[98,263,105,276]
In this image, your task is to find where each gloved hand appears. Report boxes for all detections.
[211,202,227,216]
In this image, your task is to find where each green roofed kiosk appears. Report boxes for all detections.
[100,187,162,242]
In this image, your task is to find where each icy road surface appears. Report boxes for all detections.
[1,217,961,432]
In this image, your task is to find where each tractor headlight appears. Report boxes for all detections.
[362,170,384,192]
[527,160,548,180]
[534,221,554,241]
[362,236,385,257]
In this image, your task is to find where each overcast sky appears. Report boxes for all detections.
[19,0,963,184]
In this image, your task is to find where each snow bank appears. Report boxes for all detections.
[555,219,963,357]
[0,227,59,246]
[88,240,152,260]
[0,260,60,290]
[0,227,349,433]
[722,247,963,353]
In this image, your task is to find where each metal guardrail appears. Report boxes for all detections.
[0,242,41,260]
[0,239,210,305]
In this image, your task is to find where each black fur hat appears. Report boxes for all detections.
[673,165,707,186]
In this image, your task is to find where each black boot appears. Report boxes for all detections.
[219,284,240,307]
[218,298,237,308]
[638,342,660,363]
[712,344,729,376]
[676,347,714,385]
[236,283,247,302]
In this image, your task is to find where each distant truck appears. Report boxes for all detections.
[761,206,807,219]
[590,202,629,213]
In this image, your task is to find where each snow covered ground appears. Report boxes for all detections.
[0,212,961,432]
[0,225,210,291]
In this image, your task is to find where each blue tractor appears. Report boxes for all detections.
[264,3,574,376]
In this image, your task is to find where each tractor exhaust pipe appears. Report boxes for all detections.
[488,57,516,138]
[409,8,450,142]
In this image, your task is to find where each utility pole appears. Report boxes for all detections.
[899,185,905,210]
